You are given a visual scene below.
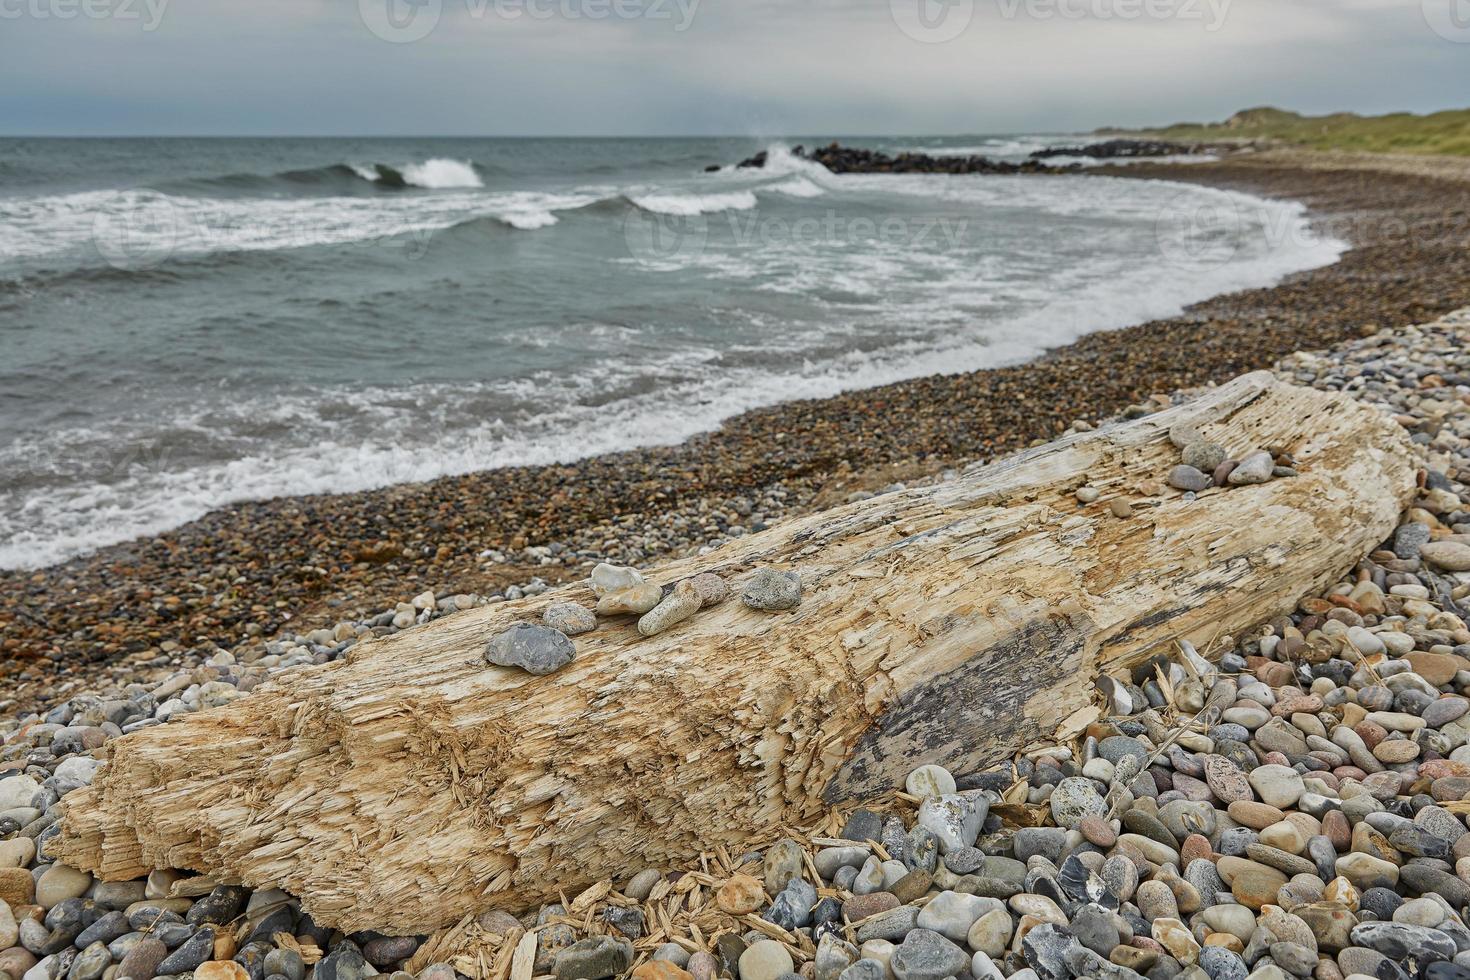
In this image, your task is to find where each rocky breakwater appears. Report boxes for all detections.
[730,145,1073,175]
[1028,139,1223,160]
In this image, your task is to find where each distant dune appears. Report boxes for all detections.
[1103,105,1470,156]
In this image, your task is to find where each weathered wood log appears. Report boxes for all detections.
[59,371,1414,934]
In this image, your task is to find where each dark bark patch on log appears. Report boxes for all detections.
[824,610,1089,801]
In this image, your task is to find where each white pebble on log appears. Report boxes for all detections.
[591,563,643,596]
[595,583,662,615]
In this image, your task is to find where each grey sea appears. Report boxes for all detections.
[0,135,1344,569]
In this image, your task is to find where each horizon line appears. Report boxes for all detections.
[0,130,1096,140]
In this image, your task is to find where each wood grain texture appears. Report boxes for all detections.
[58,371,1415,934]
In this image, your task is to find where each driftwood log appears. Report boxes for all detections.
[60,371,1415,934]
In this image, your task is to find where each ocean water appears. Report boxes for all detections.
[0,135,1346,570]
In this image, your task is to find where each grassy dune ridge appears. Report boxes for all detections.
[1107,105,1470,156]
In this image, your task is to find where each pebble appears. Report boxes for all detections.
[737,941,793,980]
[1351,921,1458,961]
[34,866,91,909]
[542,602,597,636]
[1226,864,1287,909]
[595,582,663,615]
[839,960,885,980]
[856,906,920,943]
[1421,541,1470,572]
[967,909,1013,957]
[845,893,900,921]
[0,776,38,811]
[1183,441,1228,473]
[263,949,305,980]
[157,926,216,974]
[116,937,167,980]
[1246,765,1304,809]
[741,568,802,611]
[554,937,634,980]
[196,963,250,980]
[1049,777,1108,828]
[590,563,643,596]
[890,929,968,980]
[688,573,729,608]
[626,868,663,901]
[1169,465,1213,492]
[916,795,983,854]
[904,765,956,799]
[1227,451,1275,485]
[1425,698,1470,728]
[686,952,717,980]
[0,839,35,869]
[914,891,995,943]
[1078,816,1116,847]
[1204,755,1254,803]
[1394,522,1432,559]
[638,580,701,636]
[714,874,764,914]
[484,622,575,675]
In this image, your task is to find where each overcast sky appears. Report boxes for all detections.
[0,0,1465,136]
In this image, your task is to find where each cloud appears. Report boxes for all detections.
[0,0,1462,134]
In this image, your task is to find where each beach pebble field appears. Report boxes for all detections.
[3,307,1470,980]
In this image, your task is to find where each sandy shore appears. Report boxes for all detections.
[4,153,1470,710]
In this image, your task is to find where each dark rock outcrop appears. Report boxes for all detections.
[1029,138,1218,159]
